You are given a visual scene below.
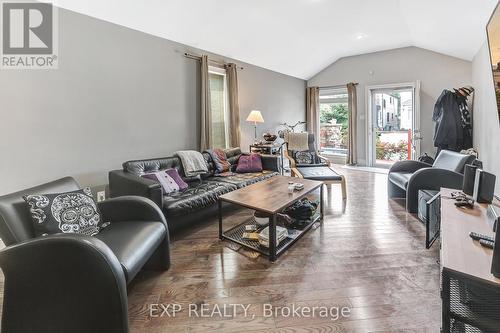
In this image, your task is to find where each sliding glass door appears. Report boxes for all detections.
[319,87,349,165]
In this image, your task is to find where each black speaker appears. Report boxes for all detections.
[473,169,496,204]
[491,217,500,278]
[463,164,478,195]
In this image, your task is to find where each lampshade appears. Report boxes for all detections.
[246,110,265,123]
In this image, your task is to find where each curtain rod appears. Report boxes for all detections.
[184,52,244,70]
[318,83,358,89]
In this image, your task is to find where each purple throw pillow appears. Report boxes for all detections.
[207,149,231,173]
[165,169,188,190]
[236,154,263,173]
[141,169,188,194]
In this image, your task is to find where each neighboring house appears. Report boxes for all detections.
[401,98,413,130]
[375,93,400,130]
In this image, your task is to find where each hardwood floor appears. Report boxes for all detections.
[0,167,441,332]
[128,167,441,332]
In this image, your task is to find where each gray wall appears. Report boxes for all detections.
[0,9,305,195]
[472,41,500,195]
[308,46,472,164]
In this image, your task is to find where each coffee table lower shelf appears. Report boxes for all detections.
[221,213,321,260]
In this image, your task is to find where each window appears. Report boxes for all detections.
[209,66,229,148]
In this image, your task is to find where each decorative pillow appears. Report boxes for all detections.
[207,149,231,173]
[23,188,104,237]
[165,169,188,190]
[236,153,263,173]
[142,169,187,194]
[295,151,315,165]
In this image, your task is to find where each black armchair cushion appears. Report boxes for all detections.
[388,172,413,190]
[162,181,236,217]
[207,170,279,188]
[296,166,343,181]
[432,150,475,173]
[95,221,166,283]
[23,187,104,237]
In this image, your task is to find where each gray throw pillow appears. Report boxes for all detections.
[295,151,315,165]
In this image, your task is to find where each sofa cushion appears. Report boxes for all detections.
[203,148,242,176]
[236,153,263,173]
[95,221,166,283]
[162,181,237,217]
[388,172,413,189]
[208,170,279,188]
[432,150,475,173]
[207,149,231,173]
[142,170,180,194]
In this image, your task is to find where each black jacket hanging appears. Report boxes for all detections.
[455,94,473,149]
[432,90,463,151]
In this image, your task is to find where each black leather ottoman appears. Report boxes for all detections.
[293,166,346,200]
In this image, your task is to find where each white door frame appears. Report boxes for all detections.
[365,81,421,167]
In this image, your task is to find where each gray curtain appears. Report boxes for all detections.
[227,63,241,148]
[347,82,357,165]
[306,86,320,150]
[200,55,212,151]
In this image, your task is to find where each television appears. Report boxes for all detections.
[487,2,500,125]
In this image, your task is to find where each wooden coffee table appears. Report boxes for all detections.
[218,175,324,261]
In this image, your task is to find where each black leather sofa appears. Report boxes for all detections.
[109,148,280,233]
[388,149,475,213]
[0,177,170,333]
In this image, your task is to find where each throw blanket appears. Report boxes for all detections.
[175,150,209,177]
[285,132,309,151]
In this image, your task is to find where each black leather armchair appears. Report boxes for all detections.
[0,177,170,333]
[388,150,475,213]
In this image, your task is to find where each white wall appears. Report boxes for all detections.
[0,9,305,195]
[308,47,472,164]
[472,41,500,195]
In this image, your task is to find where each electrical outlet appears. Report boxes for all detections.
[97,191,106,202]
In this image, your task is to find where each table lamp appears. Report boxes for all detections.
[246,110,265,142]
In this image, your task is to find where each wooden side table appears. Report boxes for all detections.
[249,143,285,174]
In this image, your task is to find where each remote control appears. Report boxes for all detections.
[469,232,495,242]
[479,239,495,249]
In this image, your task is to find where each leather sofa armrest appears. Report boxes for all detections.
[109,169,163,209]
[98,196,167,228]
[406,168,463,213]
[0,234,128,333]
[389,160,432,174]
[260,155,280,172]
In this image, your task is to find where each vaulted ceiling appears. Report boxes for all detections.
[57,0,498,79]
